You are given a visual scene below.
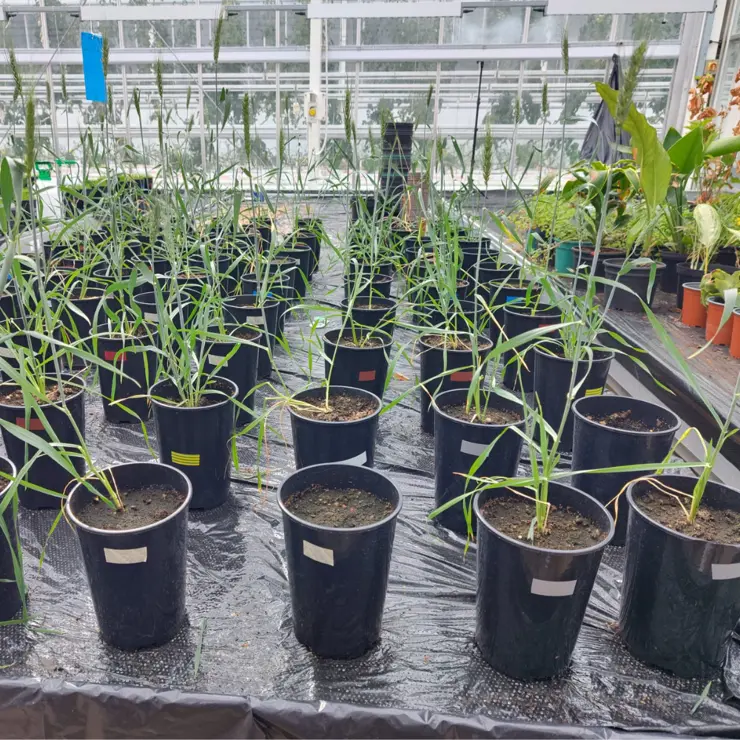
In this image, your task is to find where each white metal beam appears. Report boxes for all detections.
[79,3,222,22]
[307,0,462,18]
[547,0,715,12]
[10,41,682,67]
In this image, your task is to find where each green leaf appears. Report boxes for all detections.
[663,126,682,151]
[705,135,740,158]
[667,127,704,175]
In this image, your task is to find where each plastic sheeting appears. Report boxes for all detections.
[2,202,740,738]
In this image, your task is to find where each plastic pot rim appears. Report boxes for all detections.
[473,482,615,556]
[0,373,86,411]
[502,303,559,319]
[288,385,382,427]
[626,474,740,546]
[432,387,526,431]
[0,455,17,500]
[572,395,681,438]
[603,259,666,272]
[223,296,280,311]
[419,333,493,353]
[65,461,193,537]
[323,328,393,351]
[150,377,239,411]
[683,281,702,291]
[532,344,615,365]
[277,461,402,534]
[341,297,397,312]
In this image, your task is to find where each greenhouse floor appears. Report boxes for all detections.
[602,288,740,468]
[2,203,740,738]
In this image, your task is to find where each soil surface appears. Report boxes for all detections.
[423,334,492,351]
[480,496,606,550]
[285,484,393,527]
[154,379,234,408]
[442,402,521,425]
[0,383,79,406]
[77,485,186,530]
[636,488,740,544]
[336,335,385,348]
[586,409,671,432]
[291,391,378,422]
[353,301,391,310]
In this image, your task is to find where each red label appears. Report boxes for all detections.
[16,417,44,431]
[104,350,127,361]
[451,370,473,382]
[358,370,376,381]
[539,323,551,328]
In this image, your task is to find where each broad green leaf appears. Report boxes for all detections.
[667,127,704,175]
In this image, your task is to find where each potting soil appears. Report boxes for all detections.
[2,202,740,738]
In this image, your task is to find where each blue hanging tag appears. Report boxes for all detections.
[81,32,107,103]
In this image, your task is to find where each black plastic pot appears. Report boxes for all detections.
[151,378,237,510]
[418,334,490,434]
[66,461,192,650]
[533,346,614,454]
[278,462,401,658]
[571,395,680,545]
[486,281,540,344]
[133,290,192,329]
[715,246,738,267]
[344,271,393,301]
[55,291,104,368]
[433,389,524,535]
[603,259,665,312]
[476,261,519,289]
[502,303,562,392]
[459,239,492,275]
[404,235,431,264]
[96,334,155,423]
[0,456,22,621]
[324,329,391,401]
[620,475,740,679]
[422,299,486,332]
[658,250,687,294]
[474,482,614,679]
[199,328,261,427]
[341,297,397,336]
[0,373,86,509]
[224,297,280,379]
[278,246,312,297]
[288,386,381,469]
[293,230,321,277]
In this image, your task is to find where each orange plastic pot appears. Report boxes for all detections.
[705,298,733,346]
[731,310,740,359]
[681,282,706,328]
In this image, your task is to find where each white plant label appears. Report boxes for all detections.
[711,562,740,580]
[0,347,14,358]
[460,440,488,457]
[104,546,148,565]
[303,540,334,566]
[208,354,227,367]
[531,578,577,597]
[144,312,157,321]
[248,316,265,325]
[335,450,368,466]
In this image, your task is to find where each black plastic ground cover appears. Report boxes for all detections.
[2,203,740,738]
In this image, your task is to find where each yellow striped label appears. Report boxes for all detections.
[584,387,604,397]
[171,451,200,466]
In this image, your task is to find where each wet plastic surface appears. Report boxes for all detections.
[3,202,740,737]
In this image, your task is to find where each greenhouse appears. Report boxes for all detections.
[2,0,740,737]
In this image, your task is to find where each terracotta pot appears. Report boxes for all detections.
[730,309,740,359]
[680,282,706,328]
[705,298,733,346]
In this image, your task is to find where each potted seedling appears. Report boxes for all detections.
[699,268,740,346]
